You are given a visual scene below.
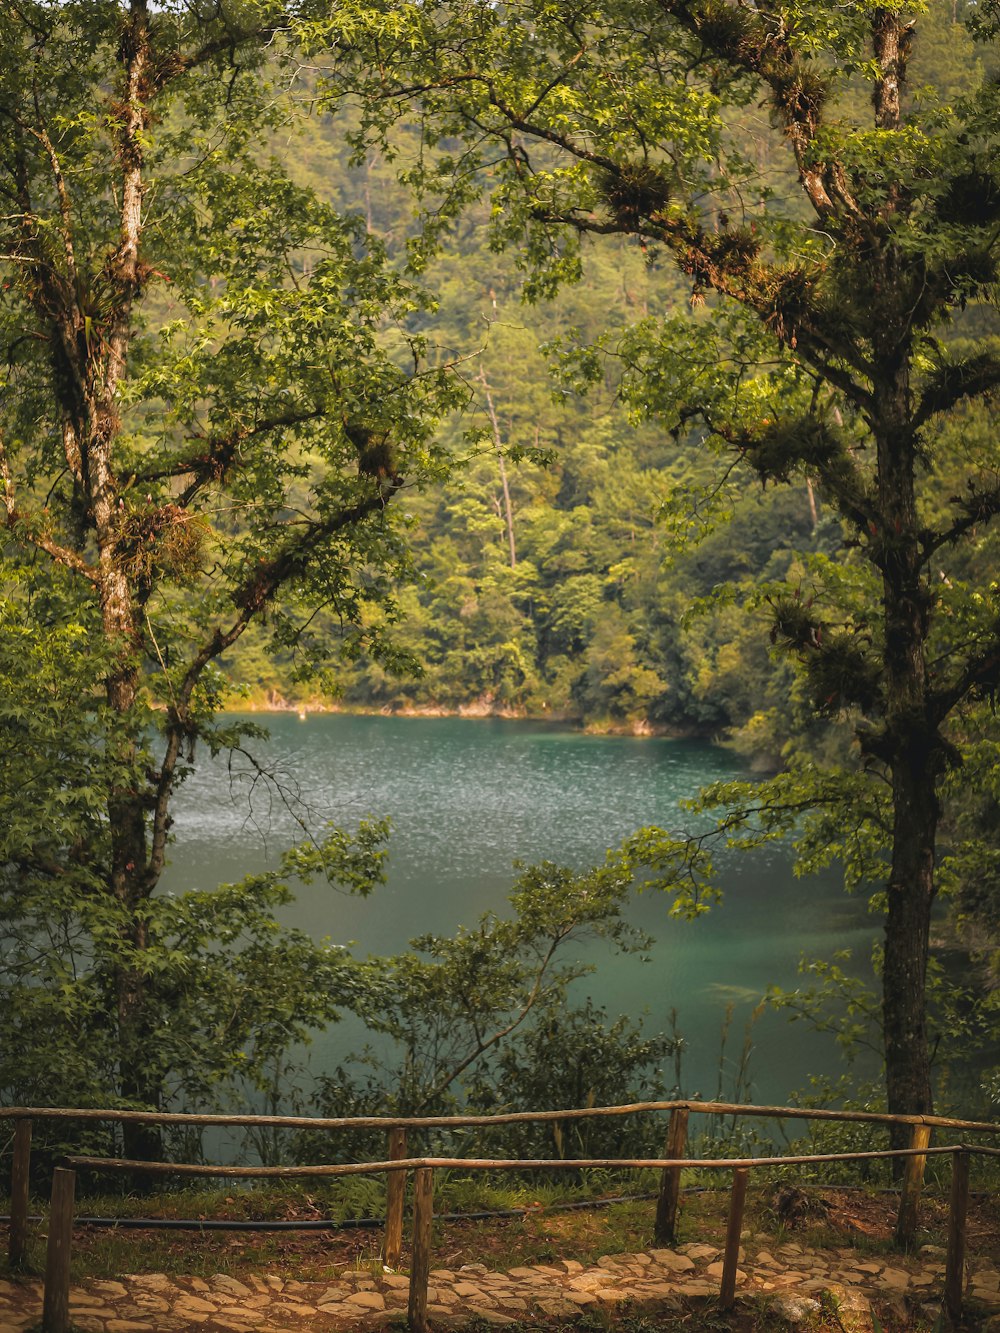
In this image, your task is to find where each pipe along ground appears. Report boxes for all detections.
[2,1180,957,1234]
[0,1190,659,1232]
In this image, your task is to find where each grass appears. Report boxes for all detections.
[0,1190,662,1284]
[1,1169,663,1227]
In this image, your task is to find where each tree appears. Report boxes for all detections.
[0,1,459,1153]
[317,0,1000,1124]
[348,854,650,1116]
[296,851,672,1166]
[0,595,390,1158]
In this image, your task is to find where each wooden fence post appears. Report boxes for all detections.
[384,1128,407,1269]
[9,1118,32,1268]
[407,1167,434,1333]
[41,1166,75,1333]
[895,1122,932,1247]
[945,1148,970,1327]
[719,1166,749,1310]
[654,1107,688,1244]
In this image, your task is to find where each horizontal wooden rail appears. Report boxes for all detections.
[12,1098,1000,1327]
[18,1098,1000,1265]
[64,1143,962,1177]
[5,1099,1000,1133]
[38,1143,988,1333]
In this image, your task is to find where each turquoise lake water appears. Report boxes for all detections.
[161,713,879,1107]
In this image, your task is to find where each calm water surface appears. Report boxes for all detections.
[162,714,878,1104]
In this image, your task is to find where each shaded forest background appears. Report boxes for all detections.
[223,0,996,779]
[6,0,1000,1155]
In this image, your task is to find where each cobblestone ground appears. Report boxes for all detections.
[1,1237,998,1332]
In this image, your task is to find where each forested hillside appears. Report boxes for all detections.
[220,1,1000,791]
[223,111,831,760]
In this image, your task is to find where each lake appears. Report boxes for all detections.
[161,713,879,1107]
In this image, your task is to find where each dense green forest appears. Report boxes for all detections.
[221,2,998,776]
[3,0,1000,1164]
[229,115,832,763]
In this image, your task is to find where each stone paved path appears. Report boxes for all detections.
[1,1236,998,1332]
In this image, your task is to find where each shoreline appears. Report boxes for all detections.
[227,693,704,740]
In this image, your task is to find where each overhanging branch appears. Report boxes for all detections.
[0,432,98,584]
[136,410,324,505]
[931,626,1000,722]
[913,352,1000,431]
[924,479,1000,558]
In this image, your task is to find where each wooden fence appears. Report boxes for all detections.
[3,1100,1000,1333]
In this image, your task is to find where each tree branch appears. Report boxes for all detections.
[171,475,404,724]
[24,91,78,290]
[152,16,292,91]
[537,201,875,406]
[871,10,914,134]
[923,478,1000,558]
[913,352,1000,431]
[136,410,324,504]
[146,485,402,877]
[0,431,98,583]
[411,932,567,1115]
[931,626,1000,723]
[650,0,853,222]
[101,0,150,405]
[486,86,620,172]
[5,123,84,400]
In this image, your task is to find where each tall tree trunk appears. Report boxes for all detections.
[870,321,941,1143]
[88,3,162,1157]
[92,430,164,1164]
[883,758,937,1130]
[103,624,165,1165]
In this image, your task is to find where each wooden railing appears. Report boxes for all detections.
[4,1100,1000,1333]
